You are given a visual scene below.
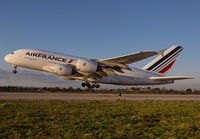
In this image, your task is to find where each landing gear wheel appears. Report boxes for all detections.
[12,70,17,74]
[12,65,17,74]
[81,82,100,88]
[91,84,96,88]
[86,83,92,88]
[92,83,100,88]
[82,82,92,88]
[81,83,86,87]
[95,84,100,88]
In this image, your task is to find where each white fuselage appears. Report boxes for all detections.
[4,49,171,86]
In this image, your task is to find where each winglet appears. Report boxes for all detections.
[157,49,166,57]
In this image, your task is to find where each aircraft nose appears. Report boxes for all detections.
[4,54,11,63]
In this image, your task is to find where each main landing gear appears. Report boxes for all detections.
[12,65,17,74]
[81,82,100,88]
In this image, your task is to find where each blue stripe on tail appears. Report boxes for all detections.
[152,48,183,72]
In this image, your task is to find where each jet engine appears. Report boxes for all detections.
[76,59,99,73]
[50,64,74,76]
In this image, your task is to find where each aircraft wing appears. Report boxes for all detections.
[98,50,161,64]
[149,76,194,81]
[64,49,165,82]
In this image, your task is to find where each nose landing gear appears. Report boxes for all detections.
[12,70,17,74]
[81,82,100,88]
[12,65,17,74]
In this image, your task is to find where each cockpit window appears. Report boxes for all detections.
[11,53,14,54]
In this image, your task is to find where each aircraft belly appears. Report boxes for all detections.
[98,74,169,85]
[99,75,145,85]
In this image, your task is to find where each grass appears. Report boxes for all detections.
[1,100,200,138]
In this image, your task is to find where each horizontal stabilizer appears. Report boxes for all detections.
[149,76,194,81]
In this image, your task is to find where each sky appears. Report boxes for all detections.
[0,0,199,89]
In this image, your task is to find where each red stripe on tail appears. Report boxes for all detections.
[159,60,176,74]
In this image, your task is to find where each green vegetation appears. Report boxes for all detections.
[0,86,200,94]
[1,100,200,138]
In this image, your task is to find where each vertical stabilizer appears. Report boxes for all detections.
[142,45,183,76]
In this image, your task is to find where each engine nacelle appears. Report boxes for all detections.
[76,59,98,73]
[51,64,73,76]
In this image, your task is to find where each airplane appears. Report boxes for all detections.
[4,45,193,88]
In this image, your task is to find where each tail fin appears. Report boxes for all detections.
[142,45,183,75]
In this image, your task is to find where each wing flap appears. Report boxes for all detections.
[149,76,194,81]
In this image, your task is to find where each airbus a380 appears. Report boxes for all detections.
[4,45,192,88]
